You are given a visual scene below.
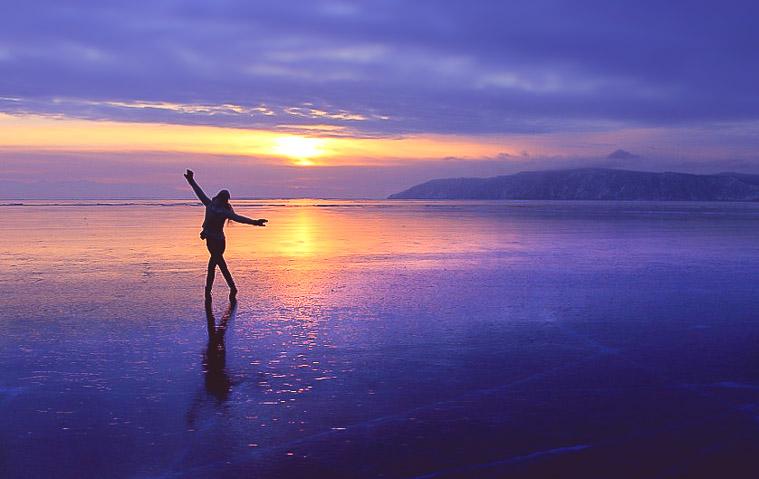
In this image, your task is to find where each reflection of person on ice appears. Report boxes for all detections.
[184,169,267,300]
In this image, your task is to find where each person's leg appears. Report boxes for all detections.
[217,256,237,299]
[216,255,237,291]
[205,238,223,296]
[205,256,217,296]
[210,237,237,299]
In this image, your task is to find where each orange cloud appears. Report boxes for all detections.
[0,113,519,166]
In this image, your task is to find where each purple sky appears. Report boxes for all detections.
[2,0,759,198]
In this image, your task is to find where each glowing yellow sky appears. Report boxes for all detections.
[0,113,516,166]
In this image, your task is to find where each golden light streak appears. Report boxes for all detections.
[0,113,520,166]
[271,136,328,165]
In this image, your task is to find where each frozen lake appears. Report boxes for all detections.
[2,200,759,478]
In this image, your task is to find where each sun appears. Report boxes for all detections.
[272,136,327,165]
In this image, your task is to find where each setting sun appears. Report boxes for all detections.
[271,135,328,165]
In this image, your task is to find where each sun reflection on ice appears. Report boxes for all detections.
[279,209,315,257]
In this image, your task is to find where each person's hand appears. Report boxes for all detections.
[255,219,268,227]
[184,169,194,180]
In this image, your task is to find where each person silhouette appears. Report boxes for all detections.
[184,169,267,300]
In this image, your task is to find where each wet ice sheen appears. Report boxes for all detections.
[2,200,759,478]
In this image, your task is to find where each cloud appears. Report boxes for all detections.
[2,0,759,198]
[1,0,758,138]
[2,146,757,199]
[607,149,639,160]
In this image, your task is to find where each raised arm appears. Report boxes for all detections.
[224,210,268,226]
[184,169,211,206]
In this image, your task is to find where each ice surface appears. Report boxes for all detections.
[2,200,759,478]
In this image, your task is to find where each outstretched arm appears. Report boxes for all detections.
[184,169,211,206]
[225,210,268,226]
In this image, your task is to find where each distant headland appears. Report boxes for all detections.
[388,168,759,201]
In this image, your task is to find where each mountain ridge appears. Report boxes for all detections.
[388,168,759,201]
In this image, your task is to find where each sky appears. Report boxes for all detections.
[1,0,759,198]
